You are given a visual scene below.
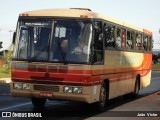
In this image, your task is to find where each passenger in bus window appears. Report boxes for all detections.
[116,28,121,48]
[136,34,141,50]
[121,29,126,49]
[105,26,115,49]
[126,31,132,49]
[143,36,148,51]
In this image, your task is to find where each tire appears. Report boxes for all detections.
[31,98,46,108]
[94,82,108,111]
[132,76,140,98]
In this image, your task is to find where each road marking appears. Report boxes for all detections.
[0,102,31,111]
[152,77,160,80]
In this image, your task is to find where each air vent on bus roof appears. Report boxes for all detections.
[70,8,92,11]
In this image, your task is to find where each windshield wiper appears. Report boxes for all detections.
[57,27,67,64]
[57,40,67,65]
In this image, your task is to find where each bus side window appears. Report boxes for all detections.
[94,21,103,50]
[131,31,135,50]
[104,24,115,49]
[126,30,132,50]
[136,33,142,51]
[143,35,148,51]
[126,30,134,50]
[93,21,103,63]
[148,36,152,52]
[116,28,122,49]
[121,29,126,49]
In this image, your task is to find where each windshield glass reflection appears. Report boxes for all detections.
[50,20,92,63]
[13,19,92,64]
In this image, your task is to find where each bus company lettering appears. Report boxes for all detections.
[12,62,27,69]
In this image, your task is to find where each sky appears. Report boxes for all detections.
[0,0,160,50]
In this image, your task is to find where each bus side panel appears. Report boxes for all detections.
[124,52,144,92]
[141,53,152,89]
[141,70,151,89]
[104,50,116,99]
[91,65,104,102]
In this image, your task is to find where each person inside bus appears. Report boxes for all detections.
[53,38,69,61]
[136,34,141,50]
[143,36,148,51]
[71,40,89,62]
[126,31,132,49]
[72,40,88,54]
[116,29,122,48]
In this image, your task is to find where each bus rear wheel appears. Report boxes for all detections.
[132,76,140,98]
[31,98,46,108]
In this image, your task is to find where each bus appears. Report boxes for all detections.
[11,8,152,111]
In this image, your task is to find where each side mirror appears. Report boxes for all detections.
[12,31,16,45]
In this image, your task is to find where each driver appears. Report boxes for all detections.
[72,40,88,54]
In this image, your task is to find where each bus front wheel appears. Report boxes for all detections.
[31,98,46,108]
[94,82,108,111]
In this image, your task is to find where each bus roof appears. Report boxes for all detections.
[20,8,152,35]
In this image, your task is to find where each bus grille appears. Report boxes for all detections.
[33,85,59,92]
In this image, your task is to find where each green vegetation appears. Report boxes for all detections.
[0,49,11,78]
[152,64,160,70]
[0,66,11,78]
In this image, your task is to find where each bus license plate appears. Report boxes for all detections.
[40,92,53,97]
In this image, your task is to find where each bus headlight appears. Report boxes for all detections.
[14,83,30,90]
[73,87,82,94]
[22,83,30,90]
[64,86,82,94]
[64,87,73,93]
[14,83,22,90]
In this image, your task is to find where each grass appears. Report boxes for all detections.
[0,66,11,78]
[152,64,160,70]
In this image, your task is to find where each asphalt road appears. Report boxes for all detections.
[0,71,160,119]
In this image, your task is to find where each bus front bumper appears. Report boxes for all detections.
[10,82,100,104]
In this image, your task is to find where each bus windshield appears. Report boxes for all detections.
[13,19,92,63]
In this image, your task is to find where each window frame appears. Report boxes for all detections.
[148,35,152,52]
[103,22,116,50]
[143,34,149,52]
[92,19,104,65]
[115,26,126,51]
[126,29,135,51]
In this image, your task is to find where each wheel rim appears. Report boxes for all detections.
[100,86,106,107]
